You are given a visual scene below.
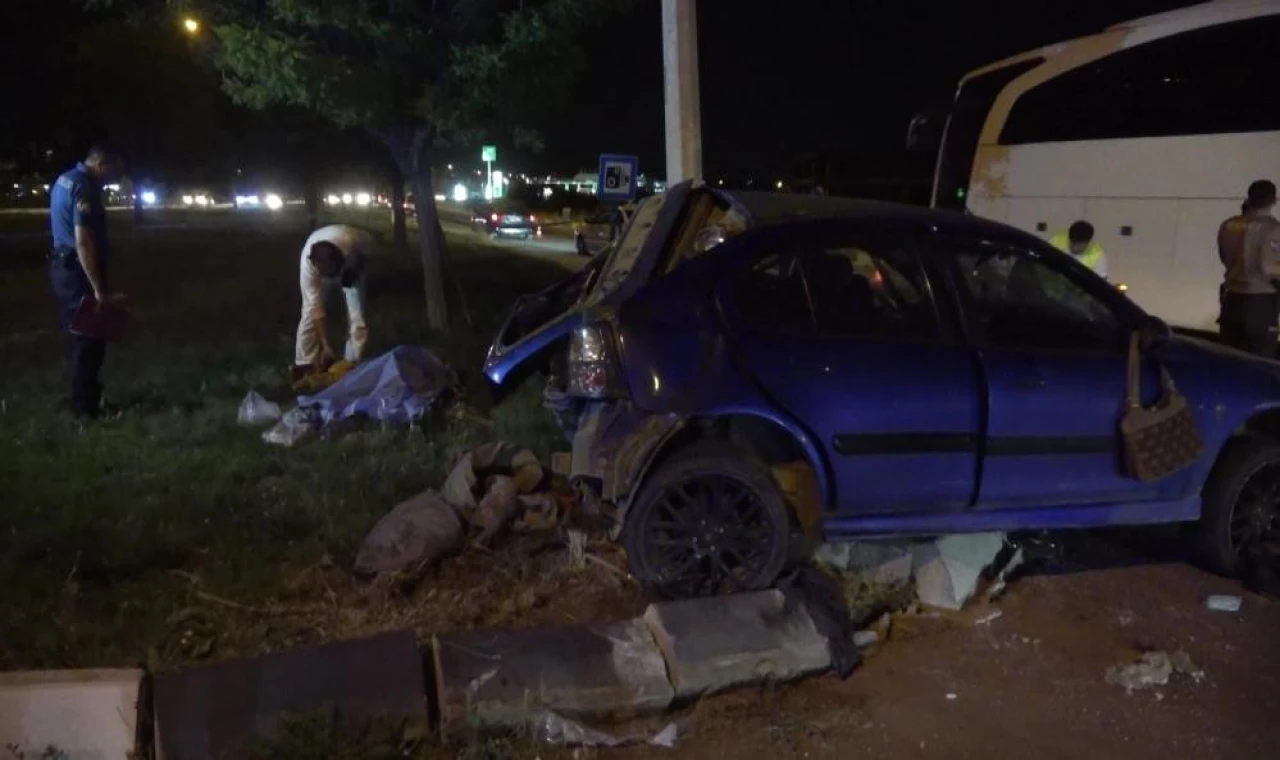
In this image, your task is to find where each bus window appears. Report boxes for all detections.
[934,59,1042,211]
[1001,16,1280,145]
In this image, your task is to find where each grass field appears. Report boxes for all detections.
[0,210,640,686]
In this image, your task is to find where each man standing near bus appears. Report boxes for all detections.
[1050,221,1108,279]
[1218,180,1280,357]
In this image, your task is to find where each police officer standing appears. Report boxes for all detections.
[1050,220,1108,279]
[1219,180,1280,357]
[49,145,124,419]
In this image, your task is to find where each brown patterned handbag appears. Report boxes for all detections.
[1119,331,1204,482]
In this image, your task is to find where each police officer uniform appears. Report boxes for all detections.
[49,161,110,417]
[1219,209,1280,357]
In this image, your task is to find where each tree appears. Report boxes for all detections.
[199,0,621,331]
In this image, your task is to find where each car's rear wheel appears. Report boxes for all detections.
[623,440,792,599]
[1193,435,1280,576]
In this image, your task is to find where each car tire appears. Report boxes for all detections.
[1192,434,1280,577]
[623,439,793,599]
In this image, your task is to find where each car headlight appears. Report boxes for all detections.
[265,193,284,210]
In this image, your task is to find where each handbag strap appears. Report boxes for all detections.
[1127,330,1179,410]
[1126,331,1142,409]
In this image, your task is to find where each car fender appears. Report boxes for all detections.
[608,404,833,541]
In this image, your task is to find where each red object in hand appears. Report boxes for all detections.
[69,296,131,342]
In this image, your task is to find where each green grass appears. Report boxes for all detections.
[0,210,623,672]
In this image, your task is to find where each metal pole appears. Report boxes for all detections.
[662,0,703,184]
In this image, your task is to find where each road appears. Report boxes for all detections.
[0,205,589,256]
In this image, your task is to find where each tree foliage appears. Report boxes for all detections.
[197,0,623,330]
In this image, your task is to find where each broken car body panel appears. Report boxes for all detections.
[487,185,1280,540]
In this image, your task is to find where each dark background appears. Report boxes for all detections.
[1,0,1195,183]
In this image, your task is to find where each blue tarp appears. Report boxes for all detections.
[297,345,456,425]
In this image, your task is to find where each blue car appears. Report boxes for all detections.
[485,182,1280,598]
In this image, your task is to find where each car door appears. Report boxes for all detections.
[936,232,1193,509]
[719,219,983,514]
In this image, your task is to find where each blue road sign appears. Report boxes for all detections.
[597,154,639,202]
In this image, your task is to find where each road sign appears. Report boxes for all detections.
[481,145,497,162]
[597,154,639,202]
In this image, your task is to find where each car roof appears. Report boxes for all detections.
[723,190,1037,249]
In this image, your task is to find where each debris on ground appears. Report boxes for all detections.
[912,533,1006,611]
[973,609,1003,625]
[354,442,577,578]
[297,345,456,427]
[290,359,356,394]
[261,346,456,446]
[815,541,913,586]
[852,630,879,649]
[261,407,322,447]
[1204,594,1243,613]
[533,711,692,749]
[354,491,465,576]
[1105,650,1205,693]
[776,566,862,679]
[237,390,281,426]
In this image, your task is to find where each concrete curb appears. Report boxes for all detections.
[1,591,834,756]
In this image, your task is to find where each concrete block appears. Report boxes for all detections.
[913,532,1005,611]
[643,590,830,699]
[434,618,673,733]
[0,668,143,760]
[153,630,426,760]
[814,540,914,585]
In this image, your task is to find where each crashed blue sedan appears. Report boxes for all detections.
[485,181,1280,597]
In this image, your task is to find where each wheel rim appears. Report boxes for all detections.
[638,473,778,597]
[1230,462,1280,558]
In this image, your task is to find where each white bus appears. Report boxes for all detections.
[932,0,1280,331]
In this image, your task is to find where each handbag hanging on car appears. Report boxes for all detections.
[1119,331,1204,482]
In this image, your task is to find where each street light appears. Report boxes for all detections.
[183,17,200,34]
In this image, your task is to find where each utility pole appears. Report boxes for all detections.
[661,0,703,184]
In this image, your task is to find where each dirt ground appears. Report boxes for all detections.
[594,561,1280,760]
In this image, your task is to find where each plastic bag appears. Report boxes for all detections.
[261,407,320,447]
[238,390,282,426]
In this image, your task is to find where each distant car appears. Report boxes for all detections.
[471,203,539,240]
[484,181,1280,599]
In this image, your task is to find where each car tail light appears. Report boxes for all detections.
[569,324,624,398]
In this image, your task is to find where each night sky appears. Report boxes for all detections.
[554,0,1195,178]
[4,0,1198,181]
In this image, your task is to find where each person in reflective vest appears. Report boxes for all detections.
[1050,220,1108,279]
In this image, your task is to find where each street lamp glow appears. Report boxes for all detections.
[183,18,200,34]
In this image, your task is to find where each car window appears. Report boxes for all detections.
[733,252,815,332]
[954,243,1122,351]
[806,243,936,340]
[732,231,937,340]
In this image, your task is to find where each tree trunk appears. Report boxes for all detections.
[406,131,450,331]
[387,160,408,254]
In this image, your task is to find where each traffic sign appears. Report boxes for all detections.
[481,145,497,162]
[597,153,639,201]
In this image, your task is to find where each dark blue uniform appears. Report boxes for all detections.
[49,162,109,417]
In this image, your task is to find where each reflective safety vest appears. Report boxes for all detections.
[1049,232,1106,276]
